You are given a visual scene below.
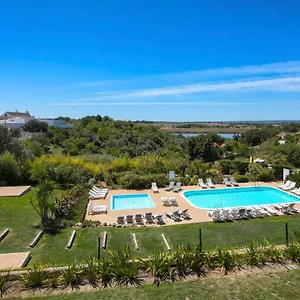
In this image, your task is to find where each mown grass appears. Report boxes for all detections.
[7,269,300,300]
[1,192,300,265]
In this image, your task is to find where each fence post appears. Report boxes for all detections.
[285,222,289,245]
[199,228,202,252]
[97,236,101,259]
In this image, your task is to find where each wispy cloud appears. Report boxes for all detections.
[49,101,252,106]
[65,76,300,102]
[53,61,300,107]
[70,80,124,88]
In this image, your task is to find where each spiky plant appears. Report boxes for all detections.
[22,262,47,289]
[171,245,192,279]
[0,268,11,297]
[98,258,113,288]
[217,249,240,275]
[187,247,207,277]
[83,258,99,287]
[109,246,142,287]
[285,242,300,264]
[140,251,175,286]
[245,240,266,267]
[60,264,83,290]
[263,240,283,264]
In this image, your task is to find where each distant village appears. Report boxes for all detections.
[0,110,73,138]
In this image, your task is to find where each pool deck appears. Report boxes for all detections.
[86,182,300,226]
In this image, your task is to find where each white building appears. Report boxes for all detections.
[38,118,74,129]
[0,111,34,129]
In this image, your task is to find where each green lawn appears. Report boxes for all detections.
[1,192,300,266]
[7,269,300,300]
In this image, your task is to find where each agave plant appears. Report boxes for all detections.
[83,258,99,287]
[109,246,142,287]
[171,245,192,279]
[244,240,266,267]
[263,240,283,264]
[187,247,207,277]
[47,271,61,289]
[0,268,11,297]
[285,242,300,264]
[217,249,241,275]
[22,262,48,289]
[98,258,113,288]
[60,264,83,290]
[141,250,176,286]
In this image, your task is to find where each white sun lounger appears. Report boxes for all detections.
[161,197,170,206]
[87,201,107,215]
[92,186,108,193]
[151,182,159,193]
[173,182,182,192]
[292,188,300,194]
[264,206,279,216]
[278,180,291,189]
[169,197,178,206]
[230,177,239,186]
[207,178,215,188]
[282,182,296,191]
[223,178,232,186]
[198,178,207,188]
[165,181,175,191]
[89,190,106,199]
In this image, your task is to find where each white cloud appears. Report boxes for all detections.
[49,101,252,106]
[67,76,300,102]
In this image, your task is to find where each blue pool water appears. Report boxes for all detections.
[183,187,300,210]
[111,194,155,211]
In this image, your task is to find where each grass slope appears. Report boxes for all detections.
[7,269,300,300]
[1,192,300,265]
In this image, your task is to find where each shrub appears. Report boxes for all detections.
[141,251,175,286]
[109,246,142,287]
[234,175,249,183]
[257,168,275,182]
[22,262,47,288]
[118,172,168,189]
[0,269,11,297]
[61,265,83,289]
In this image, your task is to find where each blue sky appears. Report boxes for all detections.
[1,0,300,121]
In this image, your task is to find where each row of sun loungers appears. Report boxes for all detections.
[161,197,178,206]
[152,182,183,193]
[165,182,182,192]
[165,209,191,222]
[116,213,166,225]
[88,186,109,199]
[116,209,192,226]
[279,180,297,192]
[198,178,215,188]
[223,177,239,186]
[208,203,298,222]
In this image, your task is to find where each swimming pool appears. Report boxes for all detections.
[183,187,300,210]
[111,193,155,211]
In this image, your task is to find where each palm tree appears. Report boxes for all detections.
[30,180,57,229]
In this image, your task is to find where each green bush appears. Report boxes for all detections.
[257,168,275,182]
[118,172,168,189]
[288,173,300,187]
[234,175,249,183]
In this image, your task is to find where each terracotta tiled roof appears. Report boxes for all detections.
[4,111,32,118]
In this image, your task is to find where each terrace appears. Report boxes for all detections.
[86,181,300,225]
